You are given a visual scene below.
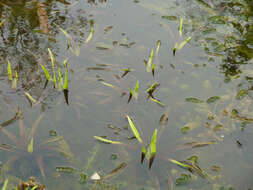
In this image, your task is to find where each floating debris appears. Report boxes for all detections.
[90,172,101,181]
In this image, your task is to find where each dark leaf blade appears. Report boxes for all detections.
[63,89,69,105]
[149,153,156,169]
[185,97,204,103]
[56,166,77,174]
[121,68,131,78]
[43,80,48,89]
[176,173,191,185]
[141,146,146,164]
[184,141,216,148]
[159,113,168,126]
[181,126,190,134]
[206,96,220,103]
[103,162,127,180]
[0,107,22,127]
[127,92,132,103]
[161,15,177,21]
[236,89,248,100]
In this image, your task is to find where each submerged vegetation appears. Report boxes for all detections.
[0,107,73,178]
[0,0,252,189]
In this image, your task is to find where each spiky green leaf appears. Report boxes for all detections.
[179,18,183,36]
[1,179,8,190]
[40,64,51,81]
[177,36,192,50]
[27,137,34,153]
[7,60,12,81]
[63,67,68,90]
[146,49,154,72]
[169,159,193,169]
[85,25,94,43]
[126,115,143,144]
[48,48,57,86]
[133,80,139,99]
[150,129,157,154]
[94,136,122,144]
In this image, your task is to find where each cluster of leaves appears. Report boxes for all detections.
[173,18,192,55]
[40,48,69,104]
[94,115,158,169]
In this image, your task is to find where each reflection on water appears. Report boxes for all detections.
[0,0,252,189]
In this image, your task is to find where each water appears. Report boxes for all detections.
[0,0,252,189]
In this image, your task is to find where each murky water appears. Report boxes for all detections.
[0,0,252,189]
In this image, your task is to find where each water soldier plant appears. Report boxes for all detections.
[94,115,158,170]
[56,21,94,57]
[173,18,192,55]
[7,60,18,89]
[92,111,221,189]
[144,40,161,76]
[40,48,69,104]
[128,81,139,103]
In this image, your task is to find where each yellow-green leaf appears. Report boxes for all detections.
[58,67,63,90]
[155,40,161,55]
[40,64,51,81]
[179,18,183,37]
[177,36,191,50]
[150,129,157,154]
[27,137,34,153]
[64,67,68,90]
[126,115,143,144]
[169,159,193,169]
[146,49,154,72]
[133,80,139,99]
[146,82,159,93]
[85,25,94,43]
[94,136,122,144]
[0,20,4,28]
[11,71,18,89]
[7,60,12,81]
[1,179,8,190]
[24,91,37,103]
[150,97,165,107]
[48,48,57,86]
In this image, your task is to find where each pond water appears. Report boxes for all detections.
[0,0,252,189]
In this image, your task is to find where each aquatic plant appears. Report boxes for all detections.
[0,110,73,177]
[1,179,8,190]
[94,115,158,169]
[144,40,161,75]
[172,18,192,55]
[7,60,18,89]
[0,177,45,190]
[40,48,69,104]
[128,81,139,103]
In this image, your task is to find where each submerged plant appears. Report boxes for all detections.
[94,115,158,169]
[172,18,192,55]
[40,48,69,104]
[0,109,73,177]
[7,60,19,89]
[145,40,161,75]
[128,81,139,103]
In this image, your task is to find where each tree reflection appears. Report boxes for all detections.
[186,0,252,79]
[218,0,253,78]
[0,0,90,106]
